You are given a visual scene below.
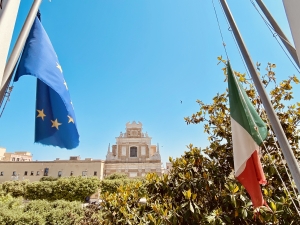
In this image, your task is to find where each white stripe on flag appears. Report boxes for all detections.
[231,117,259,176]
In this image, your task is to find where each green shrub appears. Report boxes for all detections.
[1,180,29,198]
[0,209,45,225]
[100,173,146,195]
[40,176,58,182]
[99,181,148,224]
[0,176,101,202]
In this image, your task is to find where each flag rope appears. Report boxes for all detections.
[211,0,229,60]
[212,0,300,213]
[0,85,14,118]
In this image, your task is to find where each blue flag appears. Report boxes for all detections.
[14,17,79,149]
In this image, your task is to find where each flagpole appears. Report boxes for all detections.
[0,0,42,105]
[254,0,300,68]
[219,0,300,192]
[0,0,21,87]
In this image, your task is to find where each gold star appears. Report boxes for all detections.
[36,109,46,120]
[51,119,62,130]
[56,62,63,73]
[68,115,74,123]
[70,101,74,109]
[63,80,68,90]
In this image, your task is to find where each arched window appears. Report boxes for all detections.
[130,146,137,157]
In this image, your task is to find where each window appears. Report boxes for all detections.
[12,171,17,176]
[58,171,62,177]
[44,168,49,176]
[36,171,40,176]
[94,171,97,176]
[82,171,87,176]
[30,171,34,176]
[12,157,15,161]
[24,171,28,176]
[131,130,138,136]
[70,171,73,176]
[0,172,3,176]
[130,147,137,157]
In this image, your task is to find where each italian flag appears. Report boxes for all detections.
[227,63,267,208]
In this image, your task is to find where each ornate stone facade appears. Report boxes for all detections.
[105,121,162,177]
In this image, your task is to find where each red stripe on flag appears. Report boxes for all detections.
[236,150,267,208]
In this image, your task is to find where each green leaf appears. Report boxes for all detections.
[233,185,239,193]
[270,201,277,211]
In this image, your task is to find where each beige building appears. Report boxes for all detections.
[0,148,32,162]
[3,151,32,162]
[0,156,105,182]
[164,162,173,174]
[105,121,162,177]
[0,122,163,182]
[0,147,5,161]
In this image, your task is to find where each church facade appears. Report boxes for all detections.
[105,121,162,177]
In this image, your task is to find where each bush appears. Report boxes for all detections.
[99,181,148,224]
[0,176,100,202]
[100,173,146,195]
[0,198,83,225]
[40,176,58,182]
[1,180,29,198]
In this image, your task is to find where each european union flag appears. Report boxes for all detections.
[14,17,79,149]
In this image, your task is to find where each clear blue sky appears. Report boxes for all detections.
[0,0,299,165]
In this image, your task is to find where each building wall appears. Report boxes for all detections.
[0,160,105,182]
[3,152,32,162]
[0,147,5,160]
[165,162,173,174]
[104,161,162,177]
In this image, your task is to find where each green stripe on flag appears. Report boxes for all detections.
[227,63,267,145]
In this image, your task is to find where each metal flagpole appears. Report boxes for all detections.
[219,0,300,192]
[282,0,300,66]
[0,0,21,86]
[254,0,300,68]
[0,0,42,106]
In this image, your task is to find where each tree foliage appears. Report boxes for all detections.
[100,173,145,195]
[1,176,100,202]
[181,60,300,224]
[99,181,148,224]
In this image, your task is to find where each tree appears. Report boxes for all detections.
[181,59,300,224]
